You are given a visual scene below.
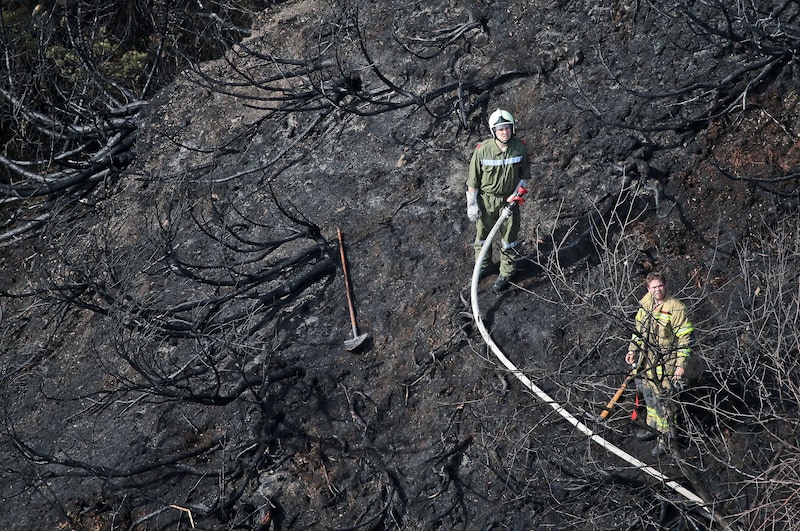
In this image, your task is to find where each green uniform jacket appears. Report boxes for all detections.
[467,137,531,197]
[628,292,694,377]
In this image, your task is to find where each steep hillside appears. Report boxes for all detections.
[1,1,798,529]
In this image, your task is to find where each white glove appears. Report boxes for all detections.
[466,190,481,222]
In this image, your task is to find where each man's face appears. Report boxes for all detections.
[494,125,512,142]
[647,278,666,303]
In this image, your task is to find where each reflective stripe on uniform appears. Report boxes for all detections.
[641,380,670,434]
[481,156,523,166]
[646,405,670,432]
[675,322,694,357]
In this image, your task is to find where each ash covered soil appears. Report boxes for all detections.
[1,1,799,530]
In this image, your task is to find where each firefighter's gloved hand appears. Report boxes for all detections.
[671,378,686,395]
[506,179,528,205]
[466,190,481,222]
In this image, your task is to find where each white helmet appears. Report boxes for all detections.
[488,109,515,138]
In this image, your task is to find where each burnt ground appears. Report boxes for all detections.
[1,1,799,530]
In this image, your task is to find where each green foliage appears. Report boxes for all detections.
[43,38,148,87]
[44,45,80,84]
[110,49,149,82]
[2,1,273,97]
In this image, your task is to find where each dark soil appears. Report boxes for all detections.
[1,1,799,530]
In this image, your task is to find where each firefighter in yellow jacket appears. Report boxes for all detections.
[625,272,694,457]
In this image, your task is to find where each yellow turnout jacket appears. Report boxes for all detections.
[628,292,694,378]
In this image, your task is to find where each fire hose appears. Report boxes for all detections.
[469,203,720,523]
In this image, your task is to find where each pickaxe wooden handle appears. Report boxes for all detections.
[599,372,635,419]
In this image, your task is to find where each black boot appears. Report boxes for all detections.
[493,275,510,292]
[478,263,497,280]
[493,270,514,291]
[651,437,668,457]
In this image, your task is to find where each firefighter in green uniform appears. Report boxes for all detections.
[466,109,531,292]
[625,272,694,457]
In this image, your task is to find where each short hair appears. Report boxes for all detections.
[645,271,666,285]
